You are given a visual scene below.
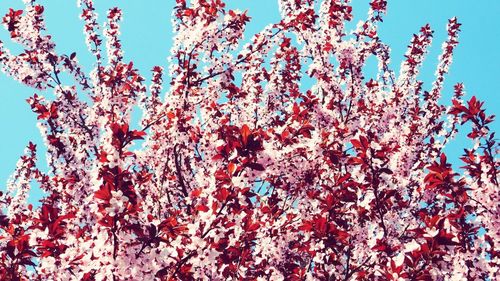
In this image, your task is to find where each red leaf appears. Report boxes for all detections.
[215,170,230,181]
[196,204,209,212]
[184,9,194,16]
[215,188,230,202]
[228,162,236,175]
[246,162,265,171]
[336,173,351,185]
[246,221,260,231]
[191,188,202,197]
[130,130,146,140]
[34,5,44,14]
[379,168,393,175]
[351,139,362,149]
[94,185,111,201]
[241,124,251,146]
[98,151,108,163]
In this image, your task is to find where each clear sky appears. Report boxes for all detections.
[0,0,498,203]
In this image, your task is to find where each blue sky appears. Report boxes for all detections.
[0,0,498,202]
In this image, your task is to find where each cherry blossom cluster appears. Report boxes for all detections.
[0,0,498,280]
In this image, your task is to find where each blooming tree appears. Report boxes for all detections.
[0,0,498,280]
